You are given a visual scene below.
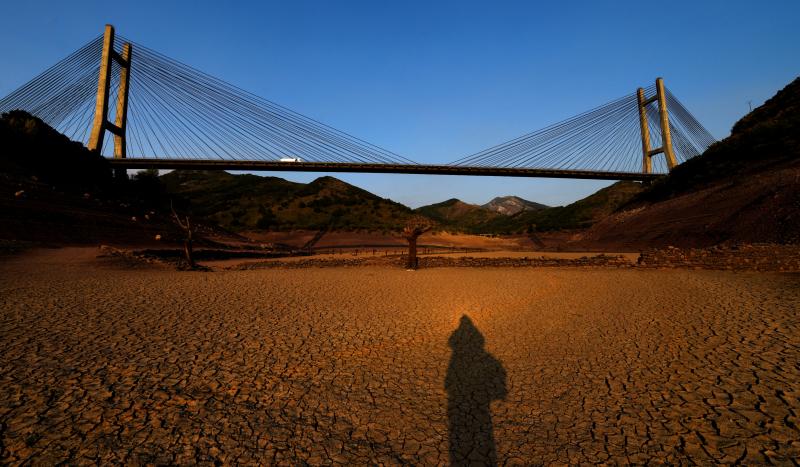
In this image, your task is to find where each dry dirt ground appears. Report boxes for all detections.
[1,248,799,465]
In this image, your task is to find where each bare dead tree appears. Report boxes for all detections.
[171,201,196,268]
[403,216,433,269]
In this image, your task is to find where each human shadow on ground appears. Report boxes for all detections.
[445,315,507,466]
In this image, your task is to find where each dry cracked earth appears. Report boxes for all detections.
[1,248,799,465]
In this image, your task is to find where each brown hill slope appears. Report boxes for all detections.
[0,111,236,246]
[570,77,800,250]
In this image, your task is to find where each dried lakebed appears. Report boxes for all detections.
[1,248,798,464]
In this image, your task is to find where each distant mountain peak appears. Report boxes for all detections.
[482,196,548,216]
[310,175,346,186]
[439,198,468,206]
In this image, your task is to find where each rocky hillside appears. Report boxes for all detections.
[161,171,413,232]
[482,196,548,215]
[414,184,640,234]
[480,181,645,234]
[571,76,800,250]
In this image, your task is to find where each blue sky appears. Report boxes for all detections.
[1,0,798,207]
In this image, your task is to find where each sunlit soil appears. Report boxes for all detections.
[1,248,798,464]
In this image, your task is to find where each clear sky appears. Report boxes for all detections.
[1,0,798,207]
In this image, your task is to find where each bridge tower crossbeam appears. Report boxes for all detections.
[87,24,132,158]
[637,77,677,174]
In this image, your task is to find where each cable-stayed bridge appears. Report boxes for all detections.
[0,25,716,181]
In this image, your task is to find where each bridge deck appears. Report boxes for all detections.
[109,158,662,181]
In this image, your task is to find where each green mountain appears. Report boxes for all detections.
[481,181,645,233]
[414,183,642,234]
[161,171,414,232]
[414,198,502,233]
[165,168,632,235]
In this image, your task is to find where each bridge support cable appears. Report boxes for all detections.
[0,35,105,143]
[449,80,716,174]
[1,25,717,178]
[0,25,415,165]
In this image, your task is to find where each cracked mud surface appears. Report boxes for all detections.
[1,248,799,464]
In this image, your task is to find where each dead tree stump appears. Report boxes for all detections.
[403,216,433,270]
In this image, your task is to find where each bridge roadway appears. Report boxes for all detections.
[108,158,662,181]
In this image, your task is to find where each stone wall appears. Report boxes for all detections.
[413,254,632,269]
[637,244,800,272]
[232,254,633,270]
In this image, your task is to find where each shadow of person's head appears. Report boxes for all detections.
[448,315,485,353]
